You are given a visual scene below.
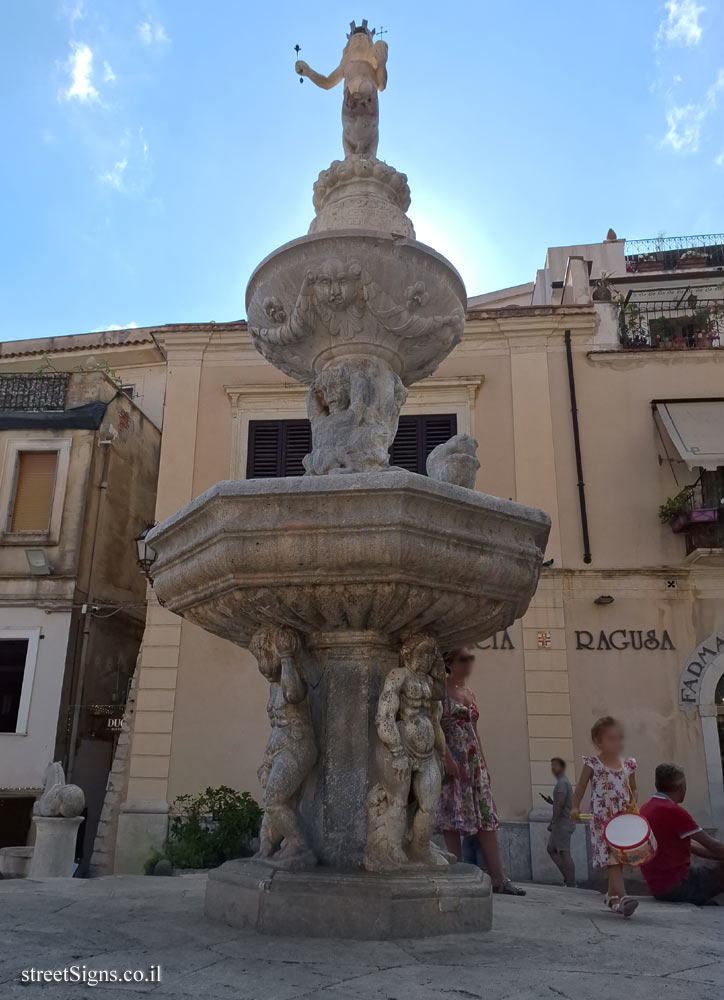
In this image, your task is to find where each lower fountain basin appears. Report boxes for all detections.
[147,471,550,650]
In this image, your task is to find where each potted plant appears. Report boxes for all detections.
[635,252,661,272]
[659,488,694,533]
[677,249,709,269]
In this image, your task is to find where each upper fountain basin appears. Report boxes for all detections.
[245,231,467,387]
[146,471,550,651]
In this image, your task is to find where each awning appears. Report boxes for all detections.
[653,399,724,471]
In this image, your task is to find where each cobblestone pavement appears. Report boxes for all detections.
[1,874,722,998]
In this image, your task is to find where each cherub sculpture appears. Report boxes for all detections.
[364,633,449,871]
[250,627,317,868]
[296,20,388,157]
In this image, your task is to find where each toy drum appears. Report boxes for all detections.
[604,812,657,867]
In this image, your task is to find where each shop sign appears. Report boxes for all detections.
[476,629,515,650]
[679,632,724,707]
[575,629,675,651]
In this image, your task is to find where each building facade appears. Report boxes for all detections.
[0,354,162,868]
[109,233,724,879]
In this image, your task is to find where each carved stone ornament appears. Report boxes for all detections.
[364,633,449,871]
[250,627,317,869]
[426,433,481,490]
[304,357,407,475]
[33,762,85,819]
[248,240,466,388]
[310,158,414,238]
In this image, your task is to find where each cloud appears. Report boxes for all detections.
[662,68,724,152]
[99,158,128,190]
[138,20,169,45]
[100,322,138,331]
[663,104,707,151]
[61,41,99,102]
[60,0,85,23]
[716,151,724,167]
[103,61,116,83]
[656,1,705,48]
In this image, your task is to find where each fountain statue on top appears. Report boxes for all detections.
[295,19,387,158]
[146,20,550,939]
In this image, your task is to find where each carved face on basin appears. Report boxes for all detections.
[313,258,362,312]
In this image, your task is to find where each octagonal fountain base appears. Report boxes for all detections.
[205,859,492,939]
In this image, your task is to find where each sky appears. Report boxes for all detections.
[2,0,724,341]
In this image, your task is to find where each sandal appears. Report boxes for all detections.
[617,895,638,918]
[493,879,526,896]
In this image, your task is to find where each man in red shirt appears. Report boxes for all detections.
[640,763,724,905]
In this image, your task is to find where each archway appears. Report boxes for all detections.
[678,631,724,834]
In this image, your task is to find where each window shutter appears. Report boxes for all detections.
[247,420,312,478]
[390,414,457,474]
[282,421,312,477]
[10,451,57,532]
[248,414,457,478]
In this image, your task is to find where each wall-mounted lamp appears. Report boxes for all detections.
[25,548,52,576]
[594,594,615,605]
[134,525,157,575]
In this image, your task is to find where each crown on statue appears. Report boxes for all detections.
[348,19,375,39]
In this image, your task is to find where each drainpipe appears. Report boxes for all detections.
[564,330,592,564]
[66,439,112,781]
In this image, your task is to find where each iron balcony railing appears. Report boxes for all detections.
[669,473,724,556]
[624,234,724,273]
[618,295,723,350]
[0,372,70,411]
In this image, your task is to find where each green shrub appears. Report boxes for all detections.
[165,786,263,870]
[143,847,167,876]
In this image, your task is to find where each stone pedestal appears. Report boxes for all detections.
[205,859,492,939]
[28,816,82,878]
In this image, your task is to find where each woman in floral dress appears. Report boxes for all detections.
[436,648,526,895]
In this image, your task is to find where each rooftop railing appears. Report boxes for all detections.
[624,234,724,273]
[0,372,70,411]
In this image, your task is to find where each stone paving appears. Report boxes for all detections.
[1,874,722,998]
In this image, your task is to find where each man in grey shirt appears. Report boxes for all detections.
[543,757,576,887]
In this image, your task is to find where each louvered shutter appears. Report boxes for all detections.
[247,420,312,478]
[390,414,457,474]
[282,421,313,477]
[10,451,58,532]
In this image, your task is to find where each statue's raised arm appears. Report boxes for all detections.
[296,20,387,158]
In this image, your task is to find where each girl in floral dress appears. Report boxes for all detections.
[571,715,639,917]
[436,648,525,895]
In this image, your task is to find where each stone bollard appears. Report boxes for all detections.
[28,816,83,878]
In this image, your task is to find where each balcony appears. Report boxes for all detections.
[0,373,70,411]
[625,233,724,273]
[618,289,723,351]
[661,472,724,564]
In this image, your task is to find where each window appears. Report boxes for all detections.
[246,420,312,478]
[0,631,39,735]
[245,414,458,478]
[120,384,136,399]
[0,438,71,543]
[10,451,58,532]
[0,639,29,733]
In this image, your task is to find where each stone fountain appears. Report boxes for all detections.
[147,21,550,938]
